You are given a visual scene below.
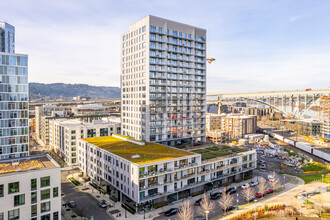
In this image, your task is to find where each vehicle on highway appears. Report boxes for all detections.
[241,183,250,189]
[194,216,206,220]
[164,208,178,216]
[222,206,235,212]
[194,198,203,206]
[266,188,274,194]
[210,192,222,200]
[268,175,274,182]
[98,200,107,208]
[68,201,76,208]
[255,192,265,198]
[226,187,237,194]
[250,180,259,186]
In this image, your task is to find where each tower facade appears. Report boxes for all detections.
[121,15,206,146]
[0,22,15,53]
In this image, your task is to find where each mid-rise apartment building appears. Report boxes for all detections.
[0,22,15,53]
[71,104,109,116]
[121,15,207,146]
[50,119,121,165]
[78,134,256,213]
[0,22,29,160]
[0,154,61,220]
[206,113,222,132]
[320,96,330,139]
[221,114,257,139]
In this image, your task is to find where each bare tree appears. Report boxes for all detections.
[198,193,214,220]
[258,180,267,194]
[242,187,254,204]
[270,172,280,191]
[177,199,194,220]
[218,192,234,215]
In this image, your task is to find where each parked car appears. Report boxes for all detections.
[241,183,250,189]
[68,201,76,208]
[222,206,235,212]
[259,164,267,169]
[98,200,107,208]
[194,216,206,220]
[268,175,274,182]
[258,160,266,164]
[250,180,259,186]
[266,188,274,194]
[164,208,178,216]
[210,192,222,200]
[226,187,237,194]
[255,192,265,198]
[194,198,203,206]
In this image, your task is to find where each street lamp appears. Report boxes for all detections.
[205,210,209,220]
[254,199,257,220]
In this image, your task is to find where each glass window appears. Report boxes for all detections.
[14,194,25,206]
[8,182,19,194]
[53,187,58,197]
[40,177,50,187]
[53,212,59,220]
[41,189,50,200]
[8,208,19,220]
[31,204,37,217]
[0,185,3,197]
[0,212,3,220]
[41,201,50,213]
[41,214,50,220]
[31,179,37,190]
[31,191,37,203]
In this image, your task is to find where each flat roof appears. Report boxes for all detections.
[82,136,196,165]
[0,154,58,176]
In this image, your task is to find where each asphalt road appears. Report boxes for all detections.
[61,170,114,220]
[155,157,290,220]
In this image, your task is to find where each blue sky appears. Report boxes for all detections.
[1,0,330,93]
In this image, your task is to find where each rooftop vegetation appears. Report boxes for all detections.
[191,145,247,160]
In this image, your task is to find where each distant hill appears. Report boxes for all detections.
[29,83,120,100]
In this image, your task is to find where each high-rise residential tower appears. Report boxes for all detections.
[0,22,15,53]
[121,15,207,146]
[0,22,29,159]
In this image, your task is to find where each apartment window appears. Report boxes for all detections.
[14,194,25,206]
[8,208,19,220]
[53,187,58,197]
[41,201,50,213]
[100,128,108,137]
[31,191,37,203]
[53,211,59,220]
[0,184,3,197]
[0,212,3,220]
[41,189,50,200]
[31,178,37,190]
[8,182,19,194]
[41,214,50,220]
[87,129,96,138]
[40,176,50,187]
[31,204,37,217]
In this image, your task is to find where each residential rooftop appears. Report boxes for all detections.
[0,154,59,175]
[82,135,196,165]
[190,145,248,161]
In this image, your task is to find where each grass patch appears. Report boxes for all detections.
[191,145,246,160]
[284,147,297,157]
[302,162,328,172]
[296,170,330,184]
[231,147,248,153]
[69,177,82,186]
[305,200,313,205]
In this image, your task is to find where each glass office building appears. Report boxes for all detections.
[0,52,29,159]
[0,22,15,53]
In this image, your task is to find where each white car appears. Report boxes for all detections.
[241,183,250,189]
[268,175,274,182]
[250,180,259,186]
[259,164,267,169]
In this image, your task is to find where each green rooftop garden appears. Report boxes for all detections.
[82,136,196,165]
[191,145,247,160]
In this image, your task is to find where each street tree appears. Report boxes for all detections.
[270,171,280,191]
[218,192,234,215]
[198,193,214,220]
[242,187,254,204]
[177,199,194,220]
[258,180,267,194]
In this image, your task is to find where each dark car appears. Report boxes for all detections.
[226,187,237,194]
[266,188,274,194]
[210,192,222,200]
[98,200,107,208]
[68,201,76,208]
[195,216,207,220]
[222,206,235,212]
[194,198,203,206]
[164,208,178,216]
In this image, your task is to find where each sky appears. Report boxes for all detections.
[1,0,330,94]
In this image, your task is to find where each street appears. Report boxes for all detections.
[61,169,115,220]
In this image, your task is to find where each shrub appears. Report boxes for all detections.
[69,177,82,186]
[191,190,205,197]
[153,201,168,209]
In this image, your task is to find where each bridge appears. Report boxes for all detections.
[207,89,330,119]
